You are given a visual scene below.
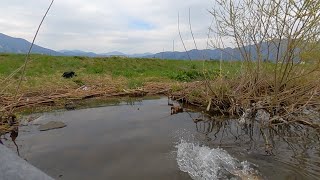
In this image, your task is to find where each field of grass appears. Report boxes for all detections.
[0,53,319,133]
[0,53,242,93]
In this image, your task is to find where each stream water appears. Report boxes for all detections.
[3,97,320,180]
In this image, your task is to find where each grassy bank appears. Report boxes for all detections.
[0,53,242,114]
[0,53,242,92]
[1,53,319,136]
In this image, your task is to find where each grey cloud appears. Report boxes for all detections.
[0,0,214,53]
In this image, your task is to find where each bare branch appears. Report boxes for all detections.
[9,0,55,113]
[178,12,192,61]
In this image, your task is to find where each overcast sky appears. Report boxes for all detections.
[0,0,214,54]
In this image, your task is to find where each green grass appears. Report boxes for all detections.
[0,53,245,93]
[0,53,242,79]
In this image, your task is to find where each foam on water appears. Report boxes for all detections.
[176,140,262,180]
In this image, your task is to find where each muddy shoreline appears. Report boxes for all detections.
[0,82,174,113]
[0,82,202,135]
[1,81,320,136]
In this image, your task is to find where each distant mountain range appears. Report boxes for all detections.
[0,33,154,58]
[0,33,62,56]
[0,32,283,61]
[58,50,153,58]
[146,48,240,60]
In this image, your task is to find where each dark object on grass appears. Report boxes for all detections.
[62,71,77,78]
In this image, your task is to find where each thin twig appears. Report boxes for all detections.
[189,8,198,50]
[178,12,191,61]
[10,0,55,113]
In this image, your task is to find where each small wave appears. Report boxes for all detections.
[176,140,262,180]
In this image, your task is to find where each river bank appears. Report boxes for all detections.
[1,53,319,136]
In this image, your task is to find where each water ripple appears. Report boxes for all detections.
[176,140,263,180]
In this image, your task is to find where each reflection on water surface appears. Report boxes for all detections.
[3,97,320,180]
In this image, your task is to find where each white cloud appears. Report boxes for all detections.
[0,0,213,53]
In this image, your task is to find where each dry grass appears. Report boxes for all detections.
[170,64,320,128]
[0,81,174,112]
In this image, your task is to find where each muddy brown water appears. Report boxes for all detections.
[3,97,320,180]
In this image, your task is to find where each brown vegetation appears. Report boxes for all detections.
[200,0,320,128]
[170,105,183,115]
[1,0,320,136]
[0,82,172,113]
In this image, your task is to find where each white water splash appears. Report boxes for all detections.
[176,140,262,180]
